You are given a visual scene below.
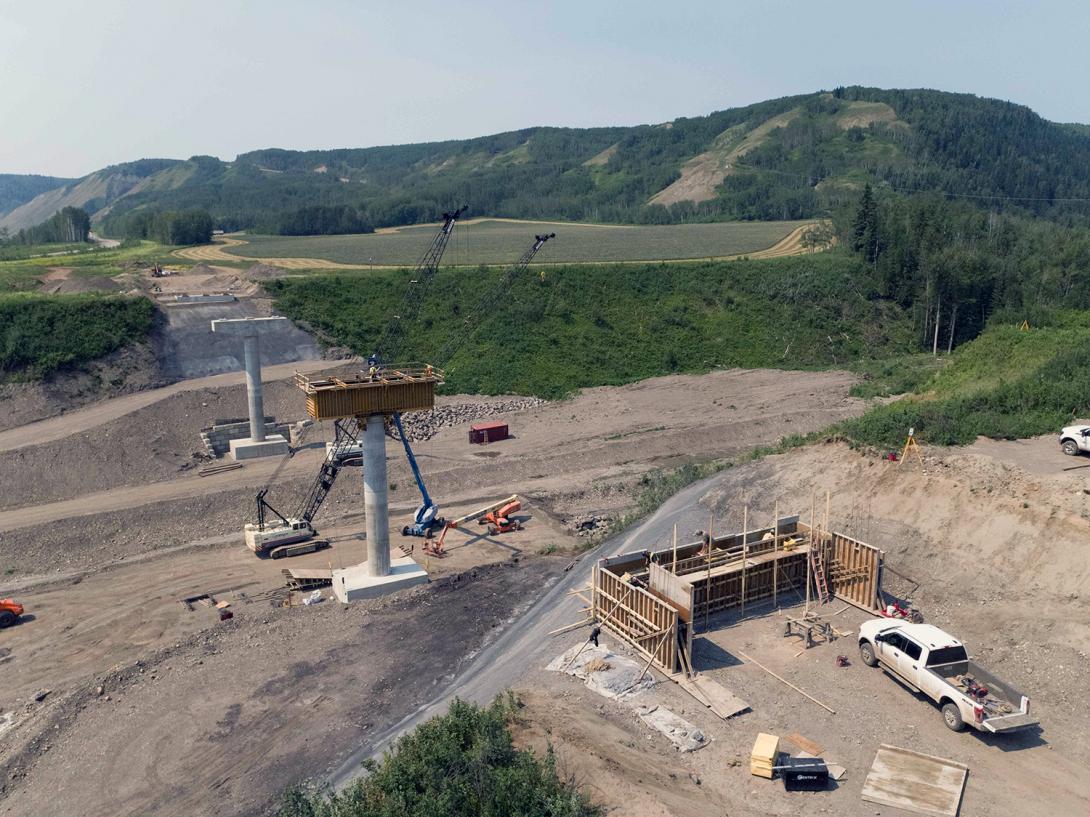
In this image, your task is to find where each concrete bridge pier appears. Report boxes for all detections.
[210,317,291,460]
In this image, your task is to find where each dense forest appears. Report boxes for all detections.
[6,87,1090,237]
[108,208,214,245]
[840,185,1090,351]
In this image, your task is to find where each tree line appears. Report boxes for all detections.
[0,207,90,245]
[109,208,214,245]
[843,184,1090,352]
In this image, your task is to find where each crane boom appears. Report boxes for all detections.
[373,205,467,365]
[436,232,554,364]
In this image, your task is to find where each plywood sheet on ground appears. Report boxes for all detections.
[690,674,749,718]
[861,744,968,817]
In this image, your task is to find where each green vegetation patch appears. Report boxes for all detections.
[0,292,155,378]
[842,322,1090,447]
[278,695,597,817]
[230,219,811,266]
[268,252,914,399]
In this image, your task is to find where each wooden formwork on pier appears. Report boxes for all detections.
[589,515,884,675]
[295,366,443,420]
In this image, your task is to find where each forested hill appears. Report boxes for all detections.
[0,173,75,221]
[4,86,1090,235]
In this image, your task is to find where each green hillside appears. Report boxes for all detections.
[0,173,74,217]
[7,87,1090,237]
[0,292,155,379]
[842,318,1090,447]
[267,253,913,399]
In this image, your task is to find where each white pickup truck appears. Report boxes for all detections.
[1059,424,1090,456]
[858,620,1038,734]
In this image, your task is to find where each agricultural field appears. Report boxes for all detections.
[211,218,817,267]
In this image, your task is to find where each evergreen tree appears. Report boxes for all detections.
[851,184,879,263]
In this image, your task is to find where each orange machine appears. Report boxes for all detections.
[427,494,521,556]
[479,497,522,535]
[0,598,24,628]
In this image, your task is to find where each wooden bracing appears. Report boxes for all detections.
[590,515,884,674]
[592,563,679,673]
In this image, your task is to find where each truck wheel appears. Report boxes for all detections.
[942,702,967,732]
[1061,439,1080,456]
[0,611,16,628]
[401,526,411,537]
[859,641,878,667]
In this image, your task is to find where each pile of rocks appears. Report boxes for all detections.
[392,398,547,442]
[571,515,614,537]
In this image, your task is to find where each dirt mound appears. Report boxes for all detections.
[39,275,121,294]
[185,263,217,276]
[245,262,288,280]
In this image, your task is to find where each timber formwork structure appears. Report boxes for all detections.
[587,515,884,676]
[295,366,444,420]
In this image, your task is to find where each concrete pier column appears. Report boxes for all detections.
[242,334,266,442]
[211,316,290,460]
[363,414,391,577]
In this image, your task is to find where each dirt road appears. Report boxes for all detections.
[0,366,866,815]
[328,438,1090,815]
[0,359,344,454]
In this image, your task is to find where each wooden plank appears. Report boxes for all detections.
[861,744,968,817]
[782,732,824,756]
[736,650,836,714]
[690,675,749,718]
[676,676,712,707]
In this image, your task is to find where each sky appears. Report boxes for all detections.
[2,0,1089,177]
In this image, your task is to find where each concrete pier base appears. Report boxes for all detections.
[331,556,429,602]
[229,434,289,460]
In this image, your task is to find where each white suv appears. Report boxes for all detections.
[1059,425,1090,456]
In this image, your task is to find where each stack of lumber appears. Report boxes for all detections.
[750,732,780,779]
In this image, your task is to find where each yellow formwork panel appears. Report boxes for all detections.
[296,367,443,420]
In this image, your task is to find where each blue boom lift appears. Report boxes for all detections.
[391,412,445,538]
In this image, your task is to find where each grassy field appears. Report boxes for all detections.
[0,240,171,291]
[841,318,1090,447]
[268,252,913,399]
[224,219,815,267]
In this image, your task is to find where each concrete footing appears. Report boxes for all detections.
[229,434,289,460]
[331,556,429,602]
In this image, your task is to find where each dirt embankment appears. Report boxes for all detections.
[0,558,567,817]
[514,439,1090,817]
[0,343,169,434]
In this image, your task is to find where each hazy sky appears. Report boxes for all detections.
[2,0,1088,177]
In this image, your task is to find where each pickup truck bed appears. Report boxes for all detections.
[928,660,1037,733]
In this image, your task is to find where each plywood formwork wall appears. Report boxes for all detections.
[823,531,882,610]
[593,563,679,673]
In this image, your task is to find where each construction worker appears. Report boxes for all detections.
[424,364,434,377]
[589,625,601,648]
[368,365,378,382]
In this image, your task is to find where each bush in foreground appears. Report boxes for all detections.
[278,696,597,817]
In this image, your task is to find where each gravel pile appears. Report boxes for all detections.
[391,398,547,442]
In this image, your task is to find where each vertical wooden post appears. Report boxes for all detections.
[741,504,748,615]
[806,494,814,615]
[704,512,713,632]
[671,525,678,573]
[772,501,779,607]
